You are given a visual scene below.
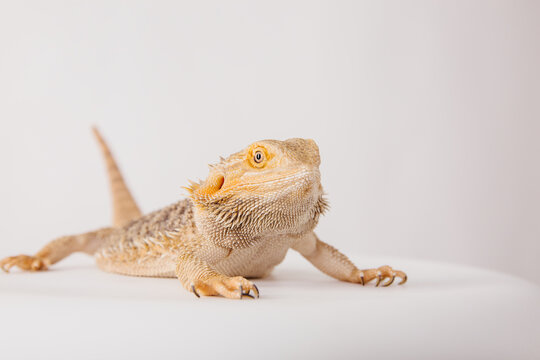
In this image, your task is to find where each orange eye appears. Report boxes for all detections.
[253,151,265,164]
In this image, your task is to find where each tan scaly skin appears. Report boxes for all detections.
[1,129,407,299]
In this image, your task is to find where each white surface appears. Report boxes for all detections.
[0,3,538,357]
[1,1,539,285]
[1,253,539,360]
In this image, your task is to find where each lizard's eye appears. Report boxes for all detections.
[254,151,265,164]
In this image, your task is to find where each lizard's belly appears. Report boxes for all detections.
[213,237,293,278]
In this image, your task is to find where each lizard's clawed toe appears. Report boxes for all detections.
[191,284,201,298]
[398,273,407,285]
[381,273,395,287]
[239,285,255,299]
[191,276,260,299]
[0,255,49,273]
[375,271,383,287]
[240,283,259,299]
[239,283,260,299]
[357,266,407,287]
[252,284,260,298]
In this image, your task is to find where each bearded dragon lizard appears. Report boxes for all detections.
[1,128,407,299]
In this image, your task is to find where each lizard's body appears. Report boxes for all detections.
[96,200,296,279]
[1,129,406,299]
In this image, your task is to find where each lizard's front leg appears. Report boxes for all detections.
[293,232,407,286]
[175,248,259,299]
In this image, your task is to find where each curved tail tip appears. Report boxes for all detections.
[91,126,105,143]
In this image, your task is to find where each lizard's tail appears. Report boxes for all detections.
[92,126,142,227]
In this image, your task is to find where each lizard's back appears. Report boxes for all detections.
[95,199,195,278]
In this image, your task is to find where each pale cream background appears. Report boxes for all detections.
[0,1,539,285]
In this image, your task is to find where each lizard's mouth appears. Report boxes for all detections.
[221,168,320,193]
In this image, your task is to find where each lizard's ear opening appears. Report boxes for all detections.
[211,174,225,192]
[188,173,225,203]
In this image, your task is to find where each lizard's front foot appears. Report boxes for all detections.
[353,265,407,287]
[190,276,260,299]
[0,255,50,273]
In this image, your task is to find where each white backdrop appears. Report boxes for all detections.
[0,1,538,283]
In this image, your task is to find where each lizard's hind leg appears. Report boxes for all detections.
[0,228,114,272]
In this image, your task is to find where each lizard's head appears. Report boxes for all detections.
[187,138,328,247]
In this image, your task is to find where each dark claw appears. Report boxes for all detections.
[382,273,395,287]
[191,284,200,298]
[239,284,258,299]
[359,272,365,286]
[253,284,260,298]
[375,272,382,287]
[398,274,408,285]
[239,285,256,299]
